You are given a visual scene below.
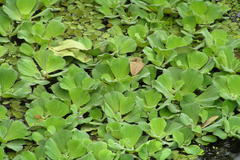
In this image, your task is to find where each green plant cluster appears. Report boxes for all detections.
[214,0,240,40]
[0,0,240,159]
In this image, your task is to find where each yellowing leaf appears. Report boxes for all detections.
[201,116,219,128]
[50,39,89,52]
[50,39,92,63]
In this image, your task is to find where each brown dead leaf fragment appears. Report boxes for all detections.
[130,57,144,76]
[34,114,43,119]
[201,116,219,128]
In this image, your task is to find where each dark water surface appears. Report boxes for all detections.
[199,139,240,160]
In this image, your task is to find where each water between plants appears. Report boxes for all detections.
[199,138,240,160]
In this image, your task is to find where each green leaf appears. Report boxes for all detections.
[128,24,148,43]
[98,6,114,17]
[20,151,37,160]
[51,83,71,102]
[95,0,125,7]
[213,75,240,100]
[103,92,120,118]
[200,28,214,47]
[32,132,44,143]
[5,140,24,152]
[0,46,7,57]
[25,105,44,127]
[59,65,95,91]
[215,48,240,73]
[187,51,208,70]
[211,29,228,46]
[3,0,21,21]
[45,138,62,160]
[120,124,142,148]
[147,140,162,155]
[17,22,35,43]
[0,66,17,93]
[109,35,137,54]
[46,99,70,117]
[213,129,227,140]
[16,0,36,16]
[0,147,4,160]
[78,37,93,50]
[108,57,129,79]
[119,154,134,160]
[4,120,29,142]
[0,10,12,36]
[92,63,114,81]
[166,35,191,49]
[154,148,171,160]
[69,88,90,107]
[228,116,240,133]
[150,118,166,138]
[153,72,173,98]
[213,76,231,100]
[189,0,207,16]
[17,57,42,79]
[173,131,185,147]
[201,135,217,143]
[89,108,103,120]
[143,47,164,66]
[205,3,227,24]
[182,16,196,32]
[34,50,66,74]
[39,0,58,6]
[19,43,34,56]
[88,141,109,160]
[147,30,166,49]
[181,97,200,124]
[184,145,204,155]
[181,69,203,93]
[104,91,135,118]
[142,89,162,108]
[98,149,115,160]
[44,19,65,39]
[45,117,66,130]
[222,100,236,116]
[67,139,86,159]
[195,86,219,105]
[106,122,121,139]
[119,95,135,115]
[11,81,32,98]
[151,0,168,5]
[128,24,148,38]
[0,106,7,120]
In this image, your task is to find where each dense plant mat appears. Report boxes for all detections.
[0,0,240,159]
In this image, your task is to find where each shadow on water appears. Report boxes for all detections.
[198,138,240,160]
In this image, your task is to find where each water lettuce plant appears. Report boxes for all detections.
[0,0,240,160]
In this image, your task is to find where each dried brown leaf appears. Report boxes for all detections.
[130,57,144,76]
[34,114,43,119]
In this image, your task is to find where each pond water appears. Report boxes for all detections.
[199,139,240,160]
